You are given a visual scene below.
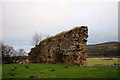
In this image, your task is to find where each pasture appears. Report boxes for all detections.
[87,57,119,66]
[2,63,119,78]
[0,65,2,79]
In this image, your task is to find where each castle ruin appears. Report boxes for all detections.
[29,26,88,66]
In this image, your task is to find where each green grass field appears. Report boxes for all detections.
[0,65,2,79]
[2,63,120,78]
[87,57,119,65]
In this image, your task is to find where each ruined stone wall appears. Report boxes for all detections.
[29,26,88,66]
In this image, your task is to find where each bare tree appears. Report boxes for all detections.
[17,49,27,56]
[1,43,17,64]
[15,49,28,63]
[32,32,42,46]
[0,42,2,64]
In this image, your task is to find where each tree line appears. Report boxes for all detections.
[1,32,47,64]
[1,43,28,64]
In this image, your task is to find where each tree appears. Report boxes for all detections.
[32,32,42,46]
[15,49,28,63]
[17,49,27,56]
[0,42,2,64]
[1,43,17,64]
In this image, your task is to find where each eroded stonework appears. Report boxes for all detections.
[29,26,88,66]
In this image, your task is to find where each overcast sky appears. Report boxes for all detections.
[0,0,119,52]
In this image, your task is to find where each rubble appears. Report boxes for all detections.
[29,26,88,66]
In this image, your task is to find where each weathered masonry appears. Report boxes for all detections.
[29,26,88,66]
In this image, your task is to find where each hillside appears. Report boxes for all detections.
[94,41,119,46]
[87,41,120,57]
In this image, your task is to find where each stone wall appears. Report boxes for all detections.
[29,26,88,66]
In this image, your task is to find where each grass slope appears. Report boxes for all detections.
[2,63,119,78]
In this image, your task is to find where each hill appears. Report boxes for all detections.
[86,41,120,57]
[94,41,119,46]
